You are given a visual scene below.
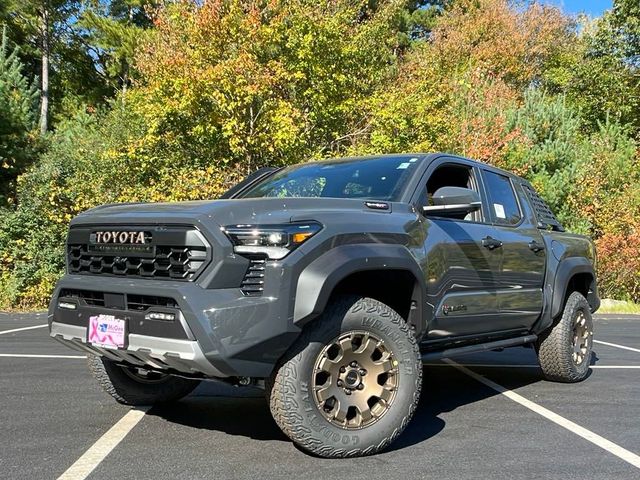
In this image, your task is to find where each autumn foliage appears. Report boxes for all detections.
[1,0,639,308]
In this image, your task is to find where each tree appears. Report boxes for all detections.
[79,0,155,97]
[2,0,84,133]
[611,0,640,68]
[430,0,574,87]
[0,27,38,205]
[541,7,640,136]
[130,0,408,174]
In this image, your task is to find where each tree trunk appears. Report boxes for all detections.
[39,4,49,135]
[120,5,134,101]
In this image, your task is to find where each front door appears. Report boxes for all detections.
[415,160,505,340]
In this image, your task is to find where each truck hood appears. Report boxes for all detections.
[71,197,401,227]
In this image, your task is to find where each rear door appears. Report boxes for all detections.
[480,169,546,329]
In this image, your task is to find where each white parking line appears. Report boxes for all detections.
[57,407,149,480]
[591,365,640,369]
[424,363,540,368]
[423,363,640,369]
[445,359,640,470]
[0,353,85,359]
[595,340,640,354]
[0,324,47,335]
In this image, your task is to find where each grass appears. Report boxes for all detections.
[598,298,640,314]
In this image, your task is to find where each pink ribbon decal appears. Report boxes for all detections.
[88,315,125,348]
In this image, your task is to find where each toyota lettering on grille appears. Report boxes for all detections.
[93,231,146,244]
[88,230,154,256]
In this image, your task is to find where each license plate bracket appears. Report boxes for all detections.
[88,314,127,350]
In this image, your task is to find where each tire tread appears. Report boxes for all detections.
[537,291,592,383]
[269,295,422,458]
[87,355,200,406]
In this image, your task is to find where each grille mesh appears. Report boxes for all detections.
[68,241,207,280]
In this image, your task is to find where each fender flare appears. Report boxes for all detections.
[293,244,427,335]
[550,256,597,319]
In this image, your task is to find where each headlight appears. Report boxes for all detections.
[222,222,322,259]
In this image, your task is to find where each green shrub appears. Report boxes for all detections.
[0,28,39,206]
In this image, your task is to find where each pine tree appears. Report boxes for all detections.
[0,27,38,205]
[80,0,154,97]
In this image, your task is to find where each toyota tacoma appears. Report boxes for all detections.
[48,153,599,457]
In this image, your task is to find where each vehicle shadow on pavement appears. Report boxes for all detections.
[148,382,288,442]
[386,363,545,452]
[147,361,551,454]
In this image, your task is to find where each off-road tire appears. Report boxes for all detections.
[268,295,422,457]
[536,291,593,383]
[87,355,200,406]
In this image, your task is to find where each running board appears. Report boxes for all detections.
[421,334,538,362]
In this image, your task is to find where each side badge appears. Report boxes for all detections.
[442,304,467,315]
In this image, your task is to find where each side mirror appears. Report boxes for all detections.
[422,186,481,217]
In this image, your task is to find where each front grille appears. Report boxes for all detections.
[60,289,178,311]
[61,289,106,307]
[67,226,209,281]
[241,258,265,296]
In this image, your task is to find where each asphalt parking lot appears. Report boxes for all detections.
[1,312,639,480]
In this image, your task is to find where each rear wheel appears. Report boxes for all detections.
[536,291,594,383]
[268,295,422,457]
[87,355,201,406]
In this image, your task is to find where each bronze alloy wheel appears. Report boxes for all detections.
[572,310,591,365]
[312,330,399,429]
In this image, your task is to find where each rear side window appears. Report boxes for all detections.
[482,170,521,225]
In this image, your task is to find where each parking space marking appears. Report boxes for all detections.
[424,363,539,368]
[445,359,640,470]
[590,365,640,369]
[0,324,47,335]
[57,407,149,480]
[424,363,640,369]
[0,353,85,359]
[595,340,640,354]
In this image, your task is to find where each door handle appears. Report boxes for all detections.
[529,240,545,253]
[482,236,503,250]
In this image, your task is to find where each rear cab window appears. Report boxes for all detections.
[481,170,522,225]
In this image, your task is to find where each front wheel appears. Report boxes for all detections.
[87,355,201,406]
[536,291,594,383]
[268,295,422,458]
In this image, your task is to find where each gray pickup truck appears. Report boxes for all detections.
[48,153,599,457]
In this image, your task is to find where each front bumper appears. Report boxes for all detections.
[48,273,300,378]
[50,321,226,377]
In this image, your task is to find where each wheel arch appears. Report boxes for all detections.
[293,244,427,337]
[550,257,599,319]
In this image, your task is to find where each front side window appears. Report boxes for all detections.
[239,156,420,201]
[482,170,521,225]
[419,163,481,222]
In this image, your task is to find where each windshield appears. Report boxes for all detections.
[239,156,422,201]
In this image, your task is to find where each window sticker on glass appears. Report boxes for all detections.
[494,203,506,219]
[396,162,410,169]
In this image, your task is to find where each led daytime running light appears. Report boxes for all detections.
[222,222,322,259]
